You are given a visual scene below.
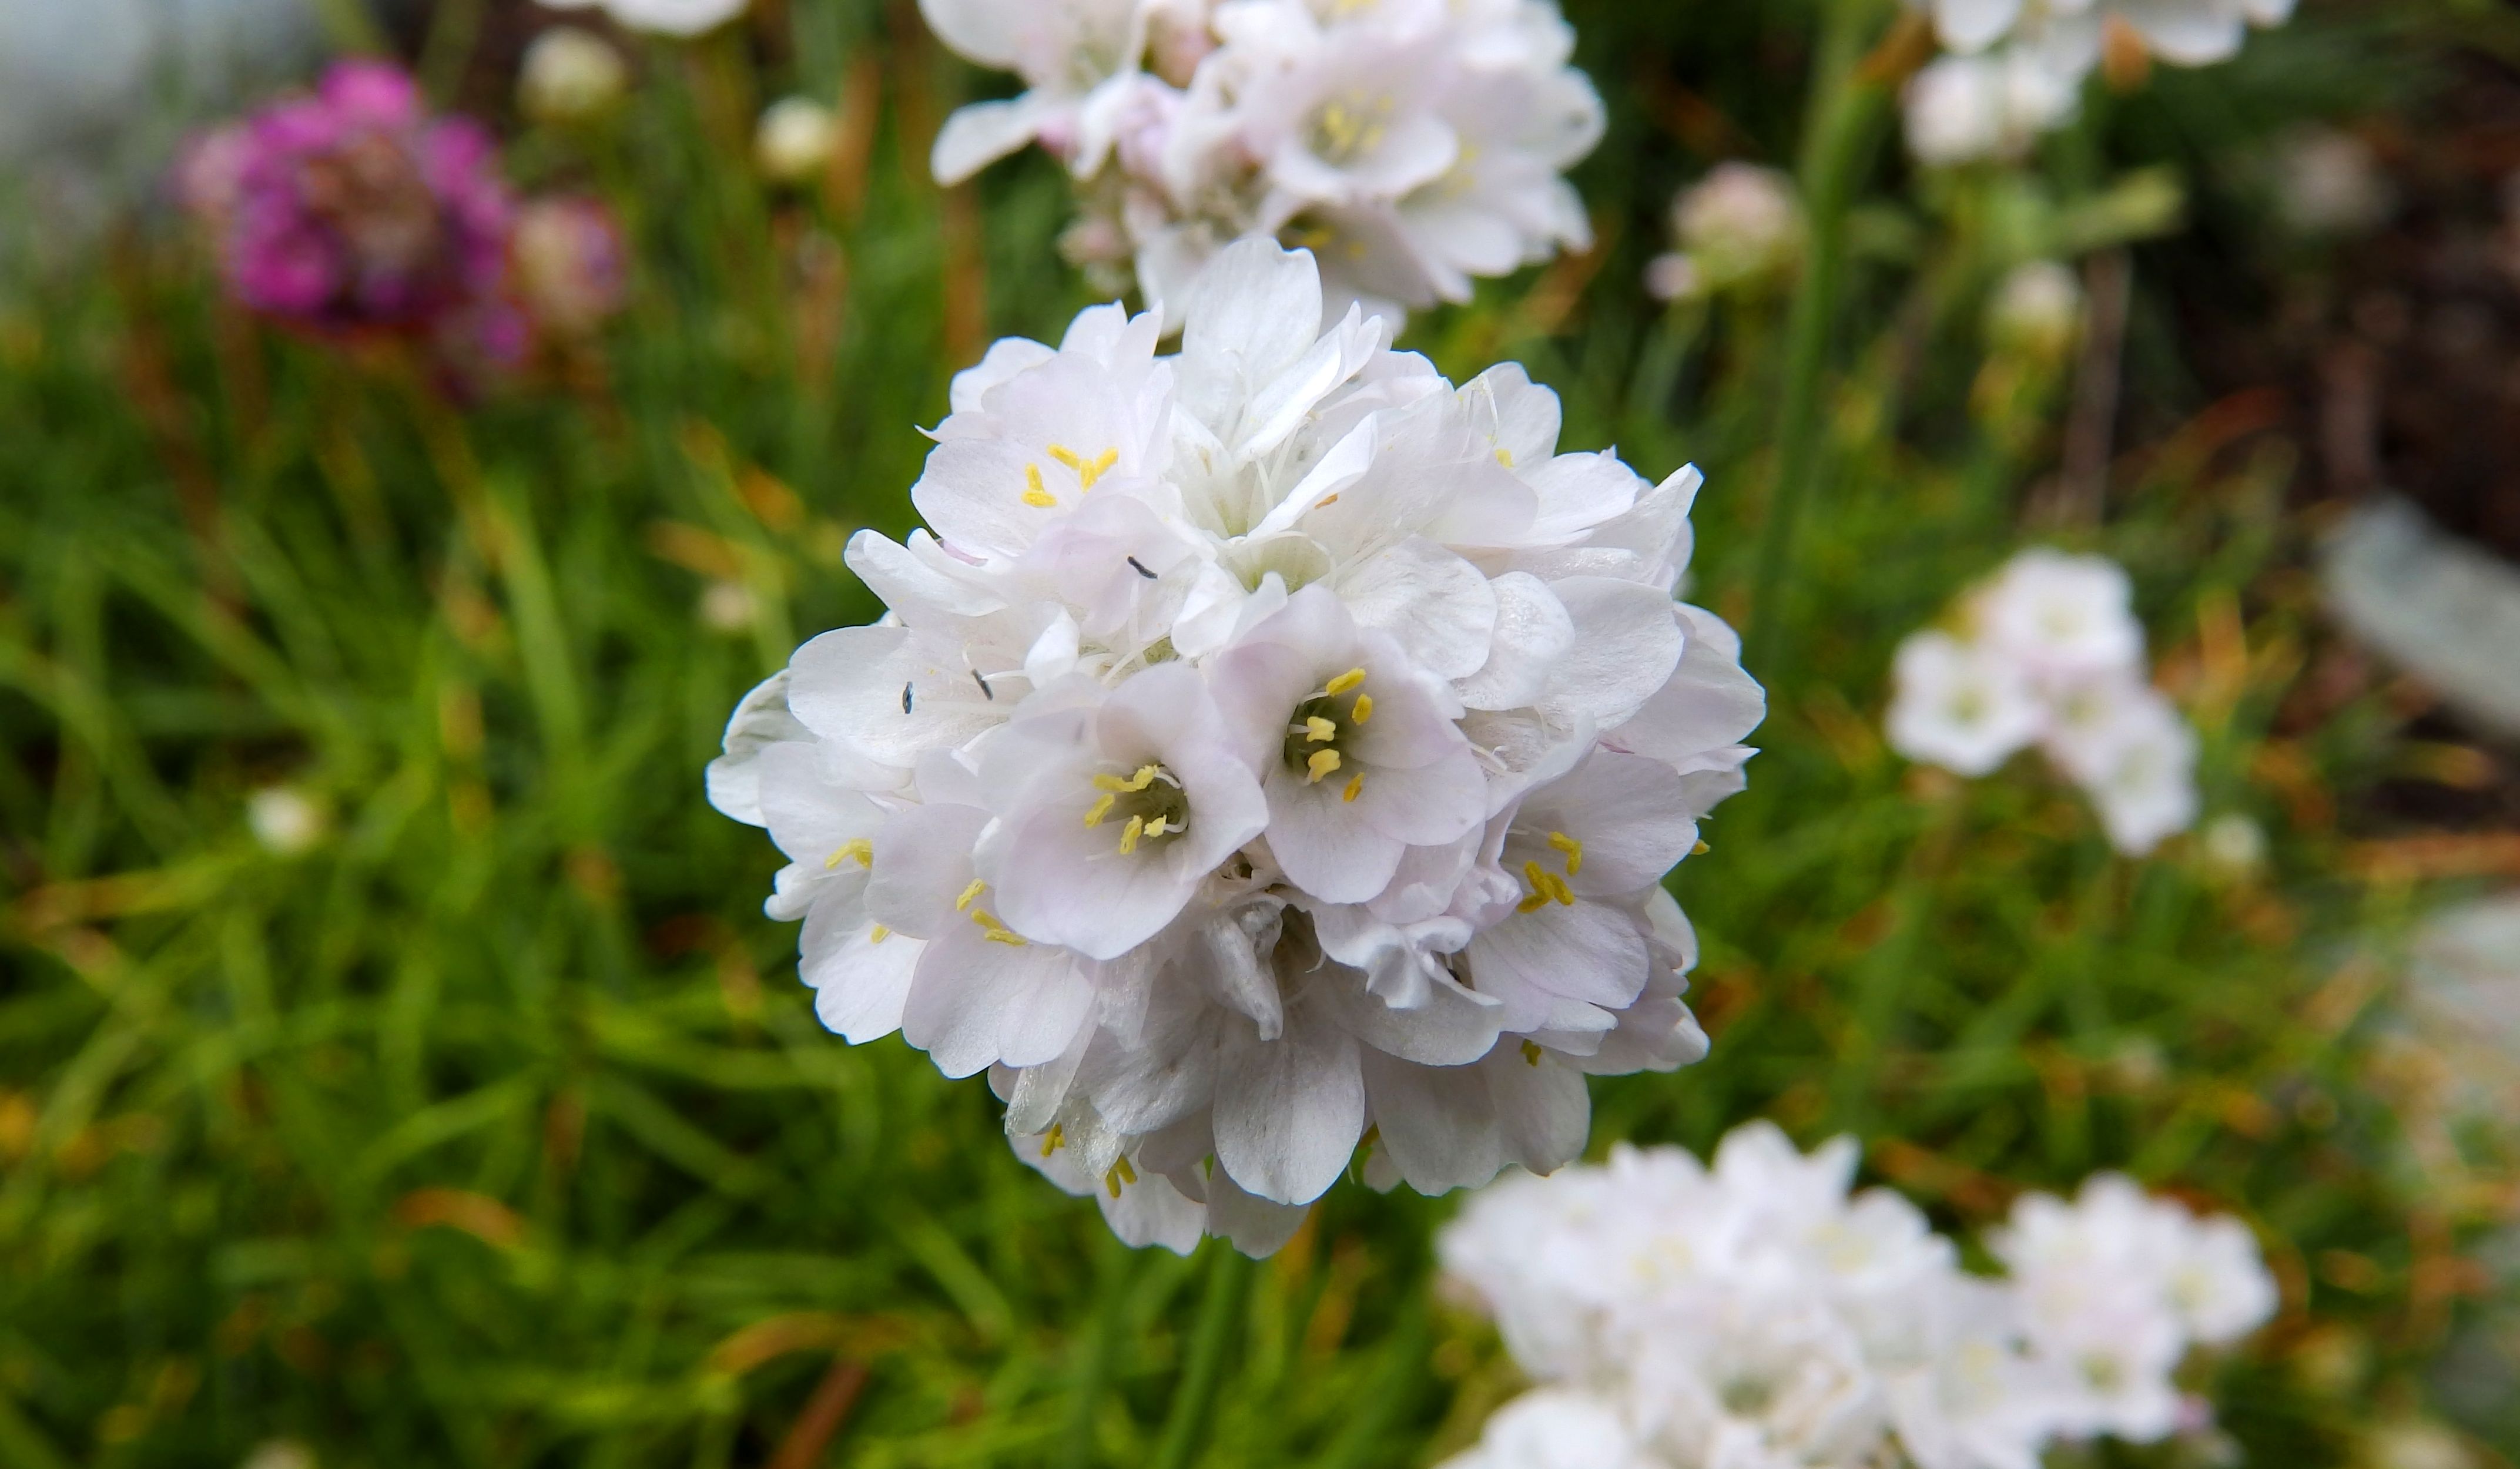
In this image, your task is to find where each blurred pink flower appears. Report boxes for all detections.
[182,62,518,356]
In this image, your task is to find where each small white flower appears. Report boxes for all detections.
[535,0,749,38]
[756,97,840,183]
[1439,1388,1655,1469]
[1986,260,2083,362]
[247,786,327,856]
[1888,631,2045,777]
[1902,48,2080,167]
[2198,812,2266,876]
[1664,163,1803,294]
[518,28,629,125]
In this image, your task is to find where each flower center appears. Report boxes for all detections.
[1308,94,1395,165]
[1516,831,1583,913]
[1083,763,1191,854]
[1281,667,1373,803]
[1021,441,1119,508]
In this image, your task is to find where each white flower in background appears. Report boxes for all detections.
[1992,1175,2276,1441]
[246,786,327,856]
[709,240,1762,1255]
[518,28,629,125]
[2271,126,2394,237]
[535,0,749,38]
[1439,1126,2274,1469]
[756,96,839,183]
[921,0,1603,326]
[1645,163,1802,301]
[1886,549,2197,856]
[1902,0,2295,163]
[1986,260,2083,362]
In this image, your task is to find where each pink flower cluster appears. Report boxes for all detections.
[181,62,623,366]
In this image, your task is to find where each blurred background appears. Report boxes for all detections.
[4,0,2520,1464]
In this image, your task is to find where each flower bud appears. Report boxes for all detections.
[1670,163,1801,291]
[512,196,628,338]
[755,97,838,185]
[247,787,329,856]
[1985,260,2083,364]
[519,27,628,126]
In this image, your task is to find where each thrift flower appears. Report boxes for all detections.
[511,196,628,339]
[535,0,750,37]
[1646,163,1803,301]
[709,240,1761,1254]
[1885,549,2199,856]
[1438,1125,2276,1469]
[518,27,629,125]
[920,0,1603,324]
[756,97,840,184]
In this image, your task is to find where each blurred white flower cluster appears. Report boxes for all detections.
[918,0,1604,325]
[1645,164,1804,304]
[1902,0,2297,166]
[535,0,749,38]
[1887,549,2197,856]
[708,241,1762,1255]
[1437,1126,2277,1469]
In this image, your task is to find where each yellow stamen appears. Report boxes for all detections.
[1046,443,1084,472]
[1517,890,1550,914]
[1117,1155,1137,1185]
[1304,715,1338,743]
[1342,773,1364,803]
[869,925,892,944]
[1093,764,1161,794]
[1084,793,1116,828]
[1496,447,1515,468]
[1118,814,1145,856]
[1547,831,1584,876]
[1082,447,1118,489]
[824,837,874,870]
[1521,1039,1543,1066]
[1324,668,1367,697]
[1022,464,1057,508]
[1306,749,1342,784]
[956,878,986,912]
[1349,693,1373,724]
[1692,839,1711,856]
[971,908,1027,946]
[1144,816,1176,838]
[1041,1123,1065,1158]
[1521,860,1574,908]
[1313,493,1340,509]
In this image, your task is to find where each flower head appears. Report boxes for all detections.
[921,0,1601,325]
[709,240,1760,1253]
[535,0,750,37]
[1647,163,1804,301]
[511,196,628,340]
[518,27,629,125]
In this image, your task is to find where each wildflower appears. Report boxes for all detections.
[511,196,628,339]
[920,0,1602,324]
[534,0,750,37]
[2270,126,2394,237]
[518,27,629,125]
[247,787,328,856]
[709,239,1761,1253]
[1647,163,1803,301]
[1886,550,2197,856]
[756,97,840,185]
[1985,260,2083,363]
[1439,1126,2276,1469]
[182,62,518,356]
[1901,48,2080,166]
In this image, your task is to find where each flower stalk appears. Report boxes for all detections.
[1150,1244,1253,1469]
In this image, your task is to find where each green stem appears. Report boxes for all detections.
[1150,1243,1252,1469]
[1057,1235,1141,1469]
[300,0,388,54]
[1744,0,1898,683]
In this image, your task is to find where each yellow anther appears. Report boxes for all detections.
[1521,1039,1543,1066]
[1496,447,1515,468]
[1325,668,1367,696]
[1349,693,1373,724]
[1041,1123,1065,1158]
[869,924,892,944]
[1104,1157,1138,1198]
[1313,492,1341,509]
[956,878,986,912]
[971,908,1028,946]
[1547,831,1584,876]
[1117,1155,1137,1185]
[1304,715,1338,743]
[1517,890,1550,914]
[824,837,874,870]
[1093,764,1161,794]
[1342,773,1364,804]
[1118,814,1145,856]
[1083,448,1118,489]
[1084,793,1116,828]
[1692,839,1712,856]
[1520,860,1573,908]
[1047,443,1084,472]
[1144,816,1176,838]
[1306,749,1343,784]
[1022,464,1057,508]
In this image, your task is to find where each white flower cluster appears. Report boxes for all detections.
[1436,1126,2278,1469]
[919,0,1604,325]
[707,241,1762,1256]
[1644,164,1804,304]
[1886,549,2197,856]
[1902,0,2297,166]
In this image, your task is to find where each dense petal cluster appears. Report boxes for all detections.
[1886,549,2197,855]
[919,0,1603,325]
[1437,1126,2277,1469]
[1902,0,2296,165]
[180,62,628,368]
[180,62,520,353]
[708,241,1761,1255]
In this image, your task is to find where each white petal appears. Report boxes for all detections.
[930,95,1048,185]
[1331,538,1500,681]
[804,913,923,1043]
[1212,1001,1366,1206]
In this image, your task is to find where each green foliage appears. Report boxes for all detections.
[0,2,2510,1465]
